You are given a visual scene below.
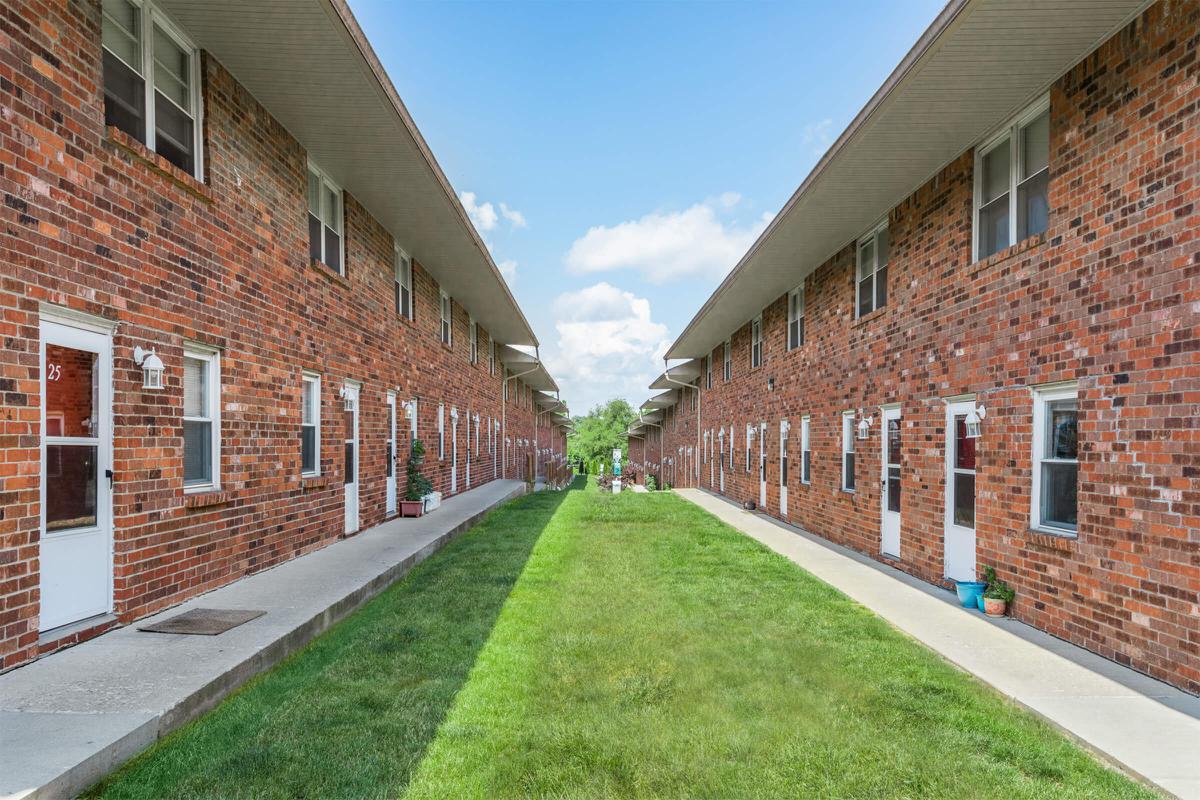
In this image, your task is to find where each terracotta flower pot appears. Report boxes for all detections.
[984,596,1007,617]
[399,499,424,518]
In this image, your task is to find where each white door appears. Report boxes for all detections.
[881,406,902,557]
[758,421,767,508]
[343,382,359,533]
[385,392,397,516]
[450,407,458,494]
[718,429,725,492]
[779,419,789,517]
[39,319,113,631]
[944,400,977,580]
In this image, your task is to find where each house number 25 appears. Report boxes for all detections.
[47,363,61,381]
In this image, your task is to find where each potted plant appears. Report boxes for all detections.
[955,576,988,609]
[400,439,433,517]
[983,576,1015,617]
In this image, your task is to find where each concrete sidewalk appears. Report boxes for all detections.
[677,488,1200,800]
[0,479,527,800]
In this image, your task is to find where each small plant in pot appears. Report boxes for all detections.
[400,439,433,517]
[983,576,1015,617]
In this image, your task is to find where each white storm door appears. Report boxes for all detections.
[718,430,725,492]
[39,319,113,631]
[450,409,458,494]
[881,406,901,557]
[385,392,397,516]
[758,421,767,508]
[944,400,977,580]
[343,383,359,534]
[779,419,789,517]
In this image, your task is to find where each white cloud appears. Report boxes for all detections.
[801,117,835,157]
[496,258,518,282]
[545,282,672,415]
[460,191,526,233]
[564,196,769,284]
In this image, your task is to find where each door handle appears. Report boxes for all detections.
[105,469,114,489]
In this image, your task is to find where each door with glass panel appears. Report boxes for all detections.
[880,406,901,557]
[385,392,397,516]
[779,419,789,517]
[758,421,767,508]
[944,400,977,580]
[39,319,113,631]
[343,382,359,533]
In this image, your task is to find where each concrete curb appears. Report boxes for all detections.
[19,483,527,800]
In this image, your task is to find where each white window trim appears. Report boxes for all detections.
[438,402,445,460]
[301,371,320,477]
[469,318,478,364]
[723,339,732,382]
[745,423,754,473]
[705,356,712,390]
[787,286,805,350]
[800,415,811,484]
[856,220,888,318]
[973,94,1051,262]
[488,338,496,376]
[308,161,344,272]
[750,316,763,369]
[841,411,855,492]
[439,291,453,346]
[183,344,220,493]
[394,246,413,320]
[728,425,734,468]
[1031,381,1079,536]
[101,0,205,179]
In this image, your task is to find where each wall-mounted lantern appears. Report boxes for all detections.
[857,414,873,440]
[768,376,775,391]
[404,399,417,419]
[964,404,987,439]
[133,346,165,390]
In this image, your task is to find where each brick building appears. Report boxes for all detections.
[0,0,567,670]
[636,0,1199,693]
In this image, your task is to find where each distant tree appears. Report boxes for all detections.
[568,399,637,469]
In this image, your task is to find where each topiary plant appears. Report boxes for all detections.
[405,439,433,501]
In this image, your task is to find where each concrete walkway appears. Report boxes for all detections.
[0,479,527,800]
[677,488,1200,800]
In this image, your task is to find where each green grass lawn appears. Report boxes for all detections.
[90,479,1154,799]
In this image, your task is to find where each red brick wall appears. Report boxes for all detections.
[0,0,549,669]
[692,1,1200,693]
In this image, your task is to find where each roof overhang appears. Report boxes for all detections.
[649,359,701,390]
[498,345,559,393]
[667,0,1151,358]
[158,0,537,346]
[638,409,663,423]
[641,389,678,410]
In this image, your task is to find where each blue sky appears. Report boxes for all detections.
[350,0,946,416]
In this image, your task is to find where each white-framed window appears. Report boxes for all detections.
[975,96,1050,261]
[183,345,220,491]
[788,287,805,349]
[705,356,712,390]
[439,291,452,346]
[307,163,343,273]
[438,402,445,460]
[394,247,412,320]
[745,423,754,473]
[841,411,855,492]
[301,372,320,476]
[856,222,889,318]
[469,318,478,364]
[503,369,509,401]
[750,317,763,368]
[723,339,732,381]
[801,415,811,484]
[488,339,496,376]
[101,0,203,177]
[1032,383,1078,534]
[728,425,734,468]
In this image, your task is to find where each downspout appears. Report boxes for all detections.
[663,359,701,487]
[503,346,540,480]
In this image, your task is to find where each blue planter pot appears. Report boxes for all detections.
[955,581,987,608]
[976,592,987,612]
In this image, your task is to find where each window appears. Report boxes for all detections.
[975,97,1050,260]
[723,339,731,381]
[1032,384,1078,534]
[856,223,889,318]
[469,319,478,364]
[394,248,412,320]
[489,339,496,376]
[728,425,734,468]
[301,373,320,476]
[788,287,805,349]
[801,416,811,484]
[440,291,452,346]
[102,0,202,176]
[750,317,763,368]
[705,356,712,390]
[503,369,509,401]
[438,403,445,460]
[841,411,855,491]
[307,164,343,273]
[183,346,219,490]
[745,423,753,473]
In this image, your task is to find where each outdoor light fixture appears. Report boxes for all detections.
[768,377,775,391]
[133,345,164,390]
[964,404,987,439]
[857,415,873,440]
[404,399,417,419]
[450,406,459,421]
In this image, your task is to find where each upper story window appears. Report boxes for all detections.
[307,163,343,273]
[469,319,479,364]
[723,339,731,381]
[787,287,805,349]
[489,339,496,376]
[439,291,453,346]
[301,372,320,476]
[705,356,712,390]
[975,97,1050,261]
[1032,383,1078,535]
[750,317,763,368]
[183,345,220,492]
[394,247,412,320]
[856,222,888,318]
[102,0,202,177]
